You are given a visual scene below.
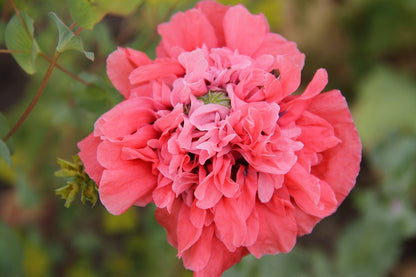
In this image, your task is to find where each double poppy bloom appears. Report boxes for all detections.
[78,1,361,276]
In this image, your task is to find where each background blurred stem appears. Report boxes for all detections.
[8,0,31,38]
[3,52,61,141]
[39,52,91,86]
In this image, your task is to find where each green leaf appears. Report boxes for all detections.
[353,67,416,148]
[5,11,40,74]
[67,0,142,29]
[56,182,80,208]
[55,155,98,208]
[0,139,11,167]
[54,168,78,178]
[0,222,24,277]
[0,113,14,154]
[81,180,98,206]
[49,12,94,61]
[56,157,77,171]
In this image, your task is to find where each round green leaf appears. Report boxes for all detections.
[5,12,40,74]
[0,139,12,167]
[67,0,142,30]
[49,12,94,61]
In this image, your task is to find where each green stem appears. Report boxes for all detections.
[8,0,32,39]
[39,52,91,86]
[1,1,10,22]
[3,52,61,141]
[0,49,29,54]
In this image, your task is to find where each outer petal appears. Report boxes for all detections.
[194,235,248,277]
[157,9,218,58]
[106,47,151,98]
[177,203,203,255]
[253,33,305,68]
[214,197,247,251]
[195,0,229,46]
[182,224,215,271]
[247,195,297,258]
[155,200,181,248]
[94,98,156,139]
[223,5,269,56]
[308,90,362,202]
[99,161,157,215]
[78,134,104,184]
[129,59,185,85]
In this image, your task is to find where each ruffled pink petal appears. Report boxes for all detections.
[78,134,104,184]
[152,177,175,212]
[177,203,203,255]
[195,0,229,46]
[195,172,223,209]
[182,224,214,271]
[308,90,362,202]
[194,235,248,277]
[223,5,269,56]
[155,200,181,248]
[279,68,328,126]
[214,197,247,251]
[129,59,185,85]
[258,172,281,203]
[99,162,157,215]
[253,33,305,68]
[291,204,320,236]
[296,110,341,153]
[244,209,259,246]
[236,166,258,220]
[94,98,156,139]
[96,140,134,169]
[190,200,206,229]
[286,163,321,205]
[157,9,218,58]
[247,195,297,258]
[106,47,151,98]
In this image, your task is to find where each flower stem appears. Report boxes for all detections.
[1,1,10,22]
[39,52,91,86]
[8,0,31,39]
[0,49,29,54]
[3,52,61,141]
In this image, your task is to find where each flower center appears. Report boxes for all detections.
[197,90,231,108]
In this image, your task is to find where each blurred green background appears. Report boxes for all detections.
[1,0,416,276]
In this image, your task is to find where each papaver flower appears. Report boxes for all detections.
[78,1,361,276]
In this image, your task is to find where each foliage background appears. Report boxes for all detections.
[1,0,416,276]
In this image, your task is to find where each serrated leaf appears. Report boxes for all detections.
[49,12,94,61]
[5,11,40,74]
[81,180,98,206]
[56,157,76,170]
[56,182,80,208]
[0,139,11,167]
[67,0,142,30]
[54,169,78,178]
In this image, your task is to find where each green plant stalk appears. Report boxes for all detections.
[0,49,29,53]
[3,52,61,141]
[8,0,31,39]
[39,52,90,86]
[8,0,91,87]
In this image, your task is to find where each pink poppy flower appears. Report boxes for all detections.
[78,1,361,276]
